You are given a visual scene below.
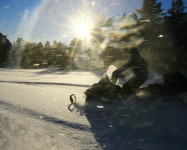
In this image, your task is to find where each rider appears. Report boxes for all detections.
[112,47,148,95]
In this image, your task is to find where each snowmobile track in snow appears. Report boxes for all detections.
[0,80,90,87]
[0,99,90,131]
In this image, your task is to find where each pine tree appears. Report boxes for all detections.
[165,0,187,24]
[136,0,165,24]
[52,40,58,49]
[0,32,11,67]
[165,0,187,71]
[19,44,32,68]
[44,41,51,49]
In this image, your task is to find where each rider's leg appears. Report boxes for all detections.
[121,77,138,95]
[121,75,146,95]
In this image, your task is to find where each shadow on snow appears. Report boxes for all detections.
[73,97,187,150]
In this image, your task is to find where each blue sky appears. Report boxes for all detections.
[0,0,187,44]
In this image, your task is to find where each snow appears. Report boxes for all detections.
[0,68,187,150]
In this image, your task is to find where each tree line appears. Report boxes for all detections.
[0,0,187,72]
[98,0,187,72]
[137,0,187,72]
[8,38,72,69]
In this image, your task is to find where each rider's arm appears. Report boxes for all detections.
[112,62,131,83]
[119,62,131,71]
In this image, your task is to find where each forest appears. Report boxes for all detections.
[0,0,187,72]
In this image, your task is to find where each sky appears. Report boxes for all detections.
[0,0,187,44]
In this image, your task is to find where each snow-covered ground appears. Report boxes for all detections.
[0,68,187,150]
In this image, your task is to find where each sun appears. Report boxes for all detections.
[65,6,103,49]
[75,22,91,39]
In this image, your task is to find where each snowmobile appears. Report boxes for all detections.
[69,65,186,107]
[84,65,122,103]
[84,65,187,104]
[69,66,187,150]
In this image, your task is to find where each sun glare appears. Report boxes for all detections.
[76,22,91,39]
[66,5,104,51]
